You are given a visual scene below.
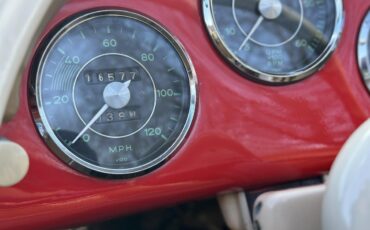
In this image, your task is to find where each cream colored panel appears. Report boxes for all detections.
[218,191,253,230]
[0,140,29,187]
[254,185,325,230]
[0,0,65,123]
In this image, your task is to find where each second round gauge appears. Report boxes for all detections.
[203,0,344,84]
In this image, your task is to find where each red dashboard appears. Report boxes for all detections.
[1,0,370,229]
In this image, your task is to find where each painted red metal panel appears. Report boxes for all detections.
[0,0,370,229]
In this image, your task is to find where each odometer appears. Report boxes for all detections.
[203,0,344,84]
[30,10,197,177]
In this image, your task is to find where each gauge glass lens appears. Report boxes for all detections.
[203,0,343,83]
[30,10,197,177]
[358,11,370,91]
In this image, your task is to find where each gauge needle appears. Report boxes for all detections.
[238,0,283,51]
[238,16,264,51]
[72,80,132,144]
[72,104,109,144]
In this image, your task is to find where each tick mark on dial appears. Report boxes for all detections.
[153,44,160,52]
[160,134,168,140]
[80,31,86,39]
[57,48,65,55]
[162,54,170,60]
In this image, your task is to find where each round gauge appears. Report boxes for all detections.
[358,11,370,92]
[202,0,344,84]
[29,10,197,177]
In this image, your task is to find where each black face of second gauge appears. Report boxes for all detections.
[211,0,337,76]
[33,11,195,175]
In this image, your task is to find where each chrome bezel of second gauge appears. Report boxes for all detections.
[202,0,344,84]
[358,11,370,91]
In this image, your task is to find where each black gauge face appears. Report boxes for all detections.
[30,10,197,177]
[203,0,343,83]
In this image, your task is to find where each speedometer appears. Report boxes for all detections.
[202,0,344,84]
[29,10,197,177]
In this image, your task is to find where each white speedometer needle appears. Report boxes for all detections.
[238,0,283,51]
[72,104,109,144]
[238,16,264,51]
[72,80,132,144]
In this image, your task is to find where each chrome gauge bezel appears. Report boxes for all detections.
[202,0,345,84]
[29,9,198,178]
[358,11,370,92]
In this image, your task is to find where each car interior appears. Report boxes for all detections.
[1,0,370,230]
